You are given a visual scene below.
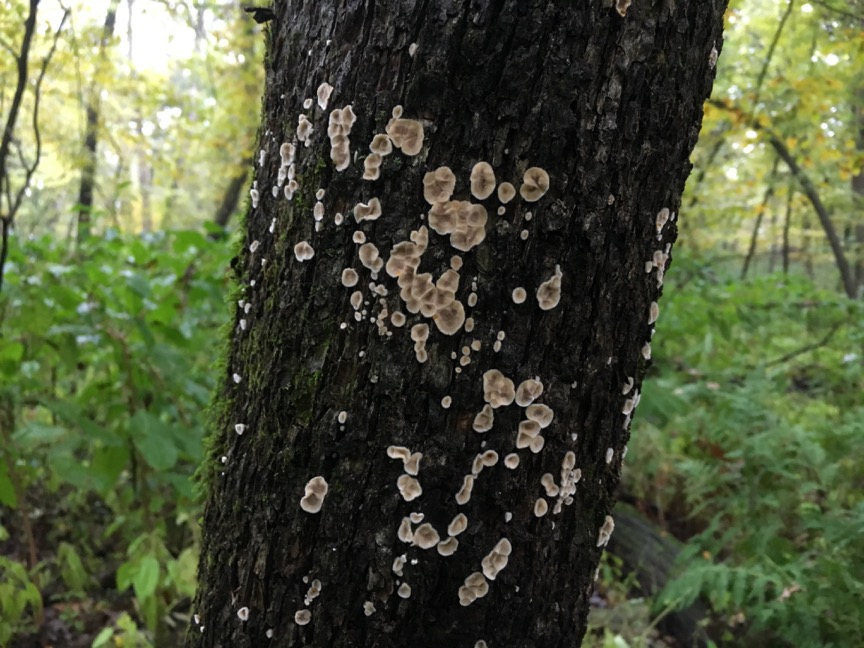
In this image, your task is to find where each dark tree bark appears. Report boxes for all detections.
[189,2,726,647]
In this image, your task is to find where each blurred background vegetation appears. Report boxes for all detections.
[0,1,861,646]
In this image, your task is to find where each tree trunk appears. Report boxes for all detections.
[188,2,727,647]
[76,0,121,243]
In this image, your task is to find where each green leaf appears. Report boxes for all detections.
[91,627,114,648]
[130,411,178,470]
[0,462,17,507]
[132,555,160,601]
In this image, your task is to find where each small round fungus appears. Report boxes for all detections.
[390,311,406,327]
[515,378,544,407]
[433,299,466,335]
[504,453,520,469]
[470,161,496,200]
[437,537,459,556]
[423,167,456,204]
[358,242,384,272]
[512,287,527,304]
[529,435,546,454]
[412,523,440,549]
[605,447,614,464]
[482,369,516,408]
[441,395,452,408]
[234,423,246,435]
[520,167,550,202]
[534,498,549,517]
[450,255,463,270]
[526,403,554,428]
[385,118,424,155]
[472,404,494,433]
[237,606,250,621]
[397,474,423,502]
[397,517,413,543]
[597,515,615,546]
[337,410,348,424]
[642,342,652,360]
[648,301,660,325]
[397,583,412,598]
[370,133,393,156]
[295,609,312,626]
[536,265,563,310]
[455,474,475,505]
[316,82,334,110]
[363,153,382,180]
[341,268,359,287]
[364,601,376,616]
[300,476,329,513]
[497,181,516,204]
[354,198,382,223]
[294,241,315,261]
[404,452,423,476]
[447,513,468,536]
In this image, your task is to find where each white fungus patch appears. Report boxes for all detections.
[470,161,496,200]
[481,538,512,580]
[437,537,459,556]
[294,241,315,261]
[300,476,329,514]
[234,423,246,435]
[441,395,452,408]
[458,572,489,606]
[534,498,549,517]
[412,523,440,549]
[472,404,494,433]
[385,118,424,155]
[597,515,615,546]
[504,453,520,469]
[642,342,652,360]
[363,601,376,616]
[294,609,312,626]
[482,369,515,408]
[455,474,475,505]
[397,474,423,502]
[512,287,527,304]
[237,607,249,621]
[397,583,412,598]
[605,447,614,464]
[341,268,359,287]
[648,301,660,324]
[536,265,563,310]
[337,410,348,424]
[497,182,516,203]
[316,82,334,110]
[354,197,382,223]
[520,167,550,202]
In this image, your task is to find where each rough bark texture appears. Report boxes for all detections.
[189,1,726,647]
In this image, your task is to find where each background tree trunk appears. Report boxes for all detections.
[188,1,726,646]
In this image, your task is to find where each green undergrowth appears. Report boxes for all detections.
[0,228,232,645]
[620,252,864,648]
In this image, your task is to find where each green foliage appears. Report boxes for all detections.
[624,253,864,647]
[0,229,231,643]
[0,553,43,645]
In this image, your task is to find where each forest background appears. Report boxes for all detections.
[0,0,861,646]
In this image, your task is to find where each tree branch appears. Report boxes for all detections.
[0,0,39,295]
[709,99,859,299]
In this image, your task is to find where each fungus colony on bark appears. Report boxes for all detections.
[219,74,682,630]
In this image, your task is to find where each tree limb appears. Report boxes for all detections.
[709,99,859,299]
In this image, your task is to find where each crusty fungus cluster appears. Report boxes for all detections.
[328,105,357,171]
[458,572,489,606]
[388,445,424,501]
[247,92,587,623]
